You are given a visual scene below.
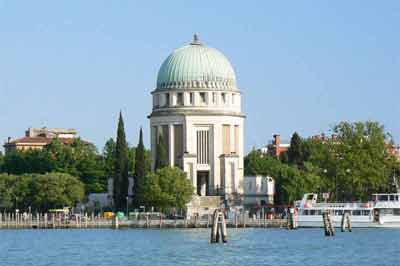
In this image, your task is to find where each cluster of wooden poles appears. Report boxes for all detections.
[323,211,352,236]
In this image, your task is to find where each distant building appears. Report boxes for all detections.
[260,134,290,158]
[243,175,274,207]
[80,177,135,211]
[4,127,88,154]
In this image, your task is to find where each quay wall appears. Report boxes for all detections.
[0,213,287,229]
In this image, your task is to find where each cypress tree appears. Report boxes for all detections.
[155,135,168,170]
[134,127,146,198]
[287,132,303,166]
[114,112,129,211]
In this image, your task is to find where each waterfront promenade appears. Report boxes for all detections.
[0,212,286,229]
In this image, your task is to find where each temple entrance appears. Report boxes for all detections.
[197,171,209,196]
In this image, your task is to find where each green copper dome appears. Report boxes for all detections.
[156,35,237,90]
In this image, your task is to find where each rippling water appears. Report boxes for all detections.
[0,228,399,266]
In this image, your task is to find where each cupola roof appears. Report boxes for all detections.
[156,35,237,91]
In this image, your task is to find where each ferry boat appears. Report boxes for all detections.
[294,193,400,228]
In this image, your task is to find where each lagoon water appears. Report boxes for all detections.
[0,228,399,266]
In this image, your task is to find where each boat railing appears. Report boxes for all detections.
[305,202,373,209]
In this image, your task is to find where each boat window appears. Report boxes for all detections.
[310,210,316,215]
[303,210,309,215]
[390,195,395,201]
[335,210,344,216]
[393,209,400,216]
[381,209,393,215]
[362,210,370,216]
[316,210,322,215]
[352,210,361,216]
[307,194,314,200]
[396,195,399,201]
[378,195,388,201]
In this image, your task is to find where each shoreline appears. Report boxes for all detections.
[0,215,287,230]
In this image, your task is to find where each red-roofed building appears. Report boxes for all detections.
[4,127,89,154]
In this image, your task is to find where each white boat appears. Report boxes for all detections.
[294,193,400,228]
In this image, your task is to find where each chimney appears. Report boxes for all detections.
[273,134,281,157]
[7,137,11,143]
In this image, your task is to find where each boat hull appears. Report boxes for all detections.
[297,215,400,228]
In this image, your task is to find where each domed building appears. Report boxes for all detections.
[149,35,245,212]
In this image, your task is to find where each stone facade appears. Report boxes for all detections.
[149,36,245,214]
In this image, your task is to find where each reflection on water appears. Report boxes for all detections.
[0,228,400,266]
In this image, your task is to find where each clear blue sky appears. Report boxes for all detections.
[0,1,399,152]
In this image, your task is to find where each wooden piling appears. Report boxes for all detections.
[234,212,238,228]
[322,211,335,236]
[112,216,119,229]
[211,210,219,243]
[220,212,227,243]
[341,211,352,232]
[210,209,228,244]
[84,213,88,228]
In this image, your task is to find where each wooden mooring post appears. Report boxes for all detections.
[210,209,227,243]
[287,208,298,229]
[322,211,335,236]
[112,216,119,229]
[341,211,352,232]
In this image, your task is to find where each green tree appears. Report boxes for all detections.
[330,121,396,201]
[140,167,194,212]
[2,149,54,175]
[102,138,116,178]
[287,132,303,166]
[244,150,323,204]
[113,112,129,211]
[245,121,400,204]
[155,135,168,170]
[30,173,84,211]
[0,151,4,171]
[134,127,146,202]
[0,173,84,212]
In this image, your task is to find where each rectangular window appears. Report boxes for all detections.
[200,92,206,104]
[161,125,169,162]
[233,125,239,154]
[189,92,194,105]
[152,126,158,153]
[197,130,209,164]
[165,93,170,106]
[230,162,235,192]
[221,93,226,104]
[177,93,183,106]
[231,93,235,105]
[222,125,230,154]
[174,125,183,168]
